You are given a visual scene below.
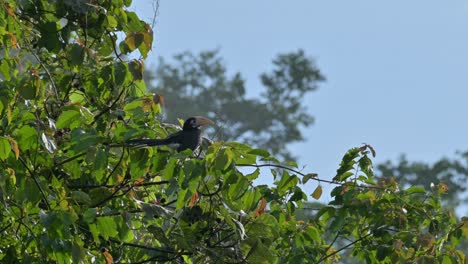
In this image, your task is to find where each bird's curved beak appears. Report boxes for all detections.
[194,116,214,127]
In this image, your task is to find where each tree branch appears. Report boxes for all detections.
[90,181,130,208]
[90,81,130,126]
[104,149,125,185]
[55,152,86,166]
[19,156,50,210]
[236,163,381,190]
[67,180,169,190]
[317,232,373,264]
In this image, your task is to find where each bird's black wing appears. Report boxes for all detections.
[125,131,183,147]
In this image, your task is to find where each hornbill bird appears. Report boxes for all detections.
[124,116,213,152]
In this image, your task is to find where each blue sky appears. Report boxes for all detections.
[132,1,468,210]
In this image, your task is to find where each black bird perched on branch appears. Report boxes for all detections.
[125,116,213,152]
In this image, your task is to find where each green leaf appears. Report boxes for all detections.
[148,225,171,245]
[244,238,277,264]
[0,137,11,160]
[14,125,37,151]
[245,168,260,181]
[376,246,391,261]
[69,44,85,66]
[18,80,38,100]
[97,217,119,239]
[72,242,85,263]
[302,173,318,184]
[123,98,143,112]
[0,59,11,81]
[358,155,374,179]
[329,213,346,232]
[334,171,354,182]
[83,208,97,224]
[128,60,143,80]
[249,148,270,157]
[129,80,146,97]
[246,214,279,242]
[56,109,82,129]
[129,148,149,179]
[106,15,118,28]
[71,191,92,205]
[215,148,232,171]
[162,158,177,180]
[406,186,426,194]
[93,148,108,182]
[276,171,298,196]
[114,61,129,86]
[70,129,99,152]
[284,160,298,168]
[135,199,172,219]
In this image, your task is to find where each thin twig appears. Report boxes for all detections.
[29,48,59,99]
[106,30,123,62]
[90,81,130,126]
[19,156,50,210]
[55,152,87,166]
[108,237,190,255]
[67,180,169,190]
[316,232,373,264]
[90,181,129,208]
[104,149,125,185]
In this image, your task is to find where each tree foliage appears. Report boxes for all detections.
[144,49,325,160]
[0,1,466,263]
[377,152,468,209]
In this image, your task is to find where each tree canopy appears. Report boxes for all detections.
[0,1,466,263]
[377,152,468,209]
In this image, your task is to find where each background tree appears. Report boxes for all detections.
[377,151,468,209]
[0,0,466,263]
[144,49,325,160]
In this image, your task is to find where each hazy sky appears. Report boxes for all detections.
[131,1,468,207]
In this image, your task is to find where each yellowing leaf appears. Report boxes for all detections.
[312,185,323,200]
[255,198,267,217]
[7,137,19,159]
[189,191,198,208]
[2,3,16,18]
[141,96,153,112]
[438,183,449,193]
[101,248,113,264]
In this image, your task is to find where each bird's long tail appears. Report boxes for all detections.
[125,138,168,146]
[106,139,168,148]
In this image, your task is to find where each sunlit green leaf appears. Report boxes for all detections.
[249,148,270,157]
[97,217,119,239]
[56,109,82,129]
[406,186,426,194]
[0,137,11,160]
